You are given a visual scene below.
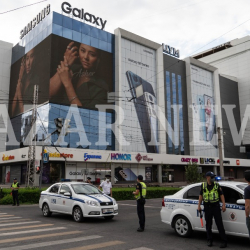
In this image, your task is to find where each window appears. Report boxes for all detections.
[221,186,243,204]
[71,184,102,195]
[183,186,200,200]
[60,184,71,195]
[49,184,60,193]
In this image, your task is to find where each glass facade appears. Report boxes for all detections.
[165,71,185,155]
[9,103,113,151]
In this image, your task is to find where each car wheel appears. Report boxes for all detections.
[174,215,192,237]
[73,206,83,222]
[42,203,52,217]
[104,216,114,220]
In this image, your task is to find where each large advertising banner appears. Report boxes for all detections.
[50,35,113,109]
[9,34,113,118]
[121,38,158,153]
[190,65,218,157]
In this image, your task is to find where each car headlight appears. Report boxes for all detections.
[86,200,98,206]
[113,199,117,205]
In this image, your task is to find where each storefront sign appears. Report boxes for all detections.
[200,158,215,164]
[20,4,50,39]
[181,158,198,163]
[162,43,180,58]
[135,153,153,163]
[2,154,15,161]
[236,160,240,166]
[84,153,102,161]
[43,153,49,163]
[61,2,107,30]
[217,159,230,165]
[111,153,131,161]
[41,152,73,158]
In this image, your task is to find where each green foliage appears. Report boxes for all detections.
[0,187,181,204]
[185,162,203,183]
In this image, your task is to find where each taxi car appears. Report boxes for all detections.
[39,182,118,222]
[161,181,248,238]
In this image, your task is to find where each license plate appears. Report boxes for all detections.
[102,208,114,214]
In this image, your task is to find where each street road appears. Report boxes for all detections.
[0,199,249,250]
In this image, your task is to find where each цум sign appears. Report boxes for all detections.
[162,43,180,58]
[20,4,50,39]
[61,2,107,30]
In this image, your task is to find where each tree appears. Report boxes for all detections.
[185,162,203,183]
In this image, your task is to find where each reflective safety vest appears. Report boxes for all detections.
[135,182,147,200]
[202,182,219,203]
[12,182,19,190]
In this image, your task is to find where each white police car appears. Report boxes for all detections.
[161,181,248,238]
[39,182,118,222]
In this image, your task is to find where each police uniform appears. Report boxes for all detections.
[135,181,147,231]
[11,181,20,206]
[200,181,227,246]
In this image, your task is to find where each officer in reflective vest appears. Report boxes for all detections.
[133,175,147,232]
[198,172,227,248]
[11,178,20,206]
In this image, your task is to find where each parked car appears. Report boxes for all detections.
[39,182,118,222]
[161,181,248,238]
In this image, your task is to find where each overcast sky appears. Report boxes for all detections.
[1,0,250,58]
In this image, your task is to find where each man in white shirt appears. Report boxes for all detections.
[99,177,112,197]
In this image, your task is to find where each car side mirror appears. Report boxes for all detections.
[64,192,72,197]
[236,199,245,205]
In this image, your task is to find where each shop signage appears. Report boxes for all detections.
[21,154,26,158]
[2,154,15,161]
[69,171,82,175]
[111,153,131,161]
[181,158,198,163]
[43,153,49,163]
[162,43,180,58]
[212,42,231,50]
[41,152,73,158]
[135,153,153,163]
[200,158,215,164]
[145,167,152,181]
[236,160,240,166]
[217,159,230,165]
[20,4,50,39]
[84,153,102,161]
[61,2,107,30]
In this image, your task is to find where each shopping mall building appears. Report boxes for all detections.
[0,2,249,185]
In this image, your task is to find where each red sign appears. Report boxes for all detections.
[2,155,15,161]
[181,158,198,163]
[135,153,153,162]
[236,160,240,166]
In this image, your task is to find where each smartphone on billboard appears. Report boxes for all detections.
[126,71,159,153]
[122,168,137,181]
[203,94,215,142]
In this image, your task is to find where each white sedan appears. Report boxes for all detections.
[39,182,118,222]
[161,181,248,238]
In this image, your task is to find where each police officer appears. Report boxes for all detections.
[133,175,146,232]
[11,178,20,206]
[86,177,92,184]
[198,172,227,248]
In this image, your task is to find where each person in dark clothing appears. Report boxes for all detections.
[244,170,250,239]
[198,171,227,248]
[86,177,92,184]
[133,175,147,232]
[11,178,20,206]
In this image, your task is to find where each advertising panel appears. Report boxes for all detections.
[121,38,158,153]
[50,35,113,109]
[9,34,113,118]
[9,36,51,118]
[190,65,217,156]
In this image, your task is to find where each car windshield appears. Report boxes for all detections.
[237,184,248,191]
[71,184,101,195]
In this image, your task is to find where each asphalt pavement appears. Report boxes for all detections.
[0,199,249,250]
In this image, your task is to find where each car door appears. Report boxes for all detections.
[220,185,247,235]
[58,184,73,214]
[48,184,61,211]
[182,185,203,229]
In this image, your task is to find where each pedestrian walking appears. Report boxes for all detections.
[99,175,112,197]
[133,175,146,232]
[11,178,20,206]
[244,170,250,239]
[198,171,227,248]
